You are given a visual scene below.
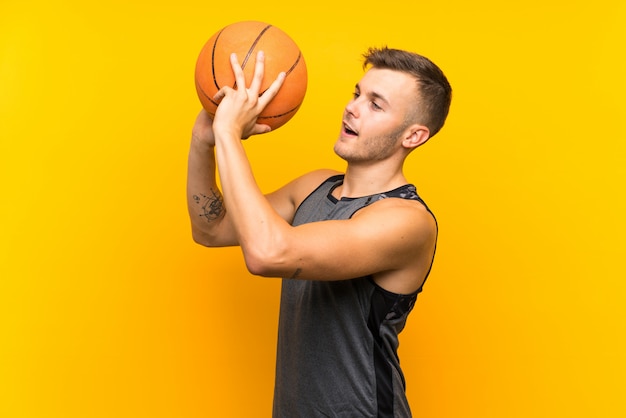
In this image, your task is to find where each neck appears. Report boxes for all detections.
[337,160,408,199]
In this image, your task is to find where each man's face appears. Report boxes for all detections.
[334,68,418,163]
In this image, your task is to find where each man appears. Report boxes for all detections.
[187,46,452,417]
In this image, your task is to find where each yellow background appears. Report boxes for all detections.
[1,0,624,417]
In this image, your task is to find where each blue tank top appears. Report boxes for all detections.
[272,175,437,418]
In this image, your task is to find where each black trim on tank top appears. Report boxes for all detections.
[367,280,418,417]
[325,175,426,204]
[293,174,344,213]
[368,286,395,418]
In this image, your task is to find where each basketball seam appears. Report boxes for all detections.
[241,24,273,75]
[257,104,301,120]
[205,24,274,99]
[195,78,219,111]
[285,52,302,76]
[211,29,225,92]
[258,51,303,97]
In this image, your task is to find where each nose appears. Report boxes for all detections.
[345,97,359,118]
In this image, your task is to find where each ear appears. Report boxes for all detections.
[402,125,430,150]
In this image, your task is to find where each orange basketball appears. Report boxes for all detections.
[194,21,308,131]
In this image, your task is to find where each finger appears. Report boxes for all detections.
[230,53,247,91]
[258,71,286,108]
[246,123,272,138]
[213,85,230,102]
[249,51,265,94]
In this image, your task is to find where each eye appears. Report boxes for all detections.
[370,101,382,111]
[352,91,360,100]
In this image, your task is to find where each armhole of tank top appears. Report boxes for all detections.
[358,188,438,294]
[367,276,422,298]
[408,194,438,290]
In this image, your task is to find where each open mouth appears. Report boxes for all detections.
[343,122,358,136]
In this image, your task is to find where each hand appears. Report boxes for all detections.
[213,51,286,140]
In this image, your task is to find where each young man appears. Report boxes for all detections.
[187,46,452,417]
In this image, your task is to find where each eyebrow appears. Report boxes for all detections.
[355,83,390,106]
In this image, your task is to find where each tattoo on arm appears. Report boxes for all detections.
[193,189,225,222]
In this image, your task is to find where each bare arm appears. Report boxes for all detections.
[187,108,338,247]
[210,51,297,267]
[186,110,238,246]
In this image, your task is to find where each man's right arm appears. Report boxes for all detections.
[186,110,239,247]
[186,110,340,249]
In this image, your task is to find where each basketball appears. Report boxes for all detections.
[195,21,308,131]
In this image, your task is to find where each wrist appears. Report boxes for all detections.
[190,134,216,153]
[213,123,244,143]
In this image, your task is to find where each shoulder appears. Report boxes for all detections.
[353,196,437,246]
[353,198,437,294]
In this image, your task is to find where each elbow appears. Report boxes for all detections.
[241,242,289,278]
[192,231,211,247]
[243,257,267,277]
[242,249,274,277]
[191,231,211,247]
[191,226,219,247]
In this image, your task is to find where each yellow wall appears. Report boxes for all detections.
[1,0,624,416]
